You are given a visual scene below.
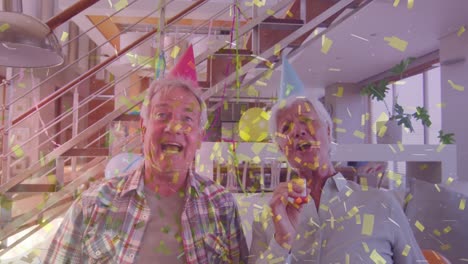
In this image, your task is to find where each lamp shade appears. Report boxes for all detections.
[0,12,64,68]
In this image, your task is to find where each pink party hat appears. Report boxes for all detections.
[168,44,198,85]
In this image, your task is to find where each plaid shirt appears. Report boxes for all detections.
[44,164,248,263]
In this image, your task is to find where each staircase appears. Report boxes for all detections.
[0,0,373,257]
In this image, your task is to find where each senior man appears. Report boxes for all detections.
[248,56,425,263]
[45,46,248,263]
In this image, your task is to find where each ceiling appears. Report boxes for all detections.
[57,0,468,99]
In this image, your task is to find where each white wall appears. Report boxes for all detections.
[440,31,468,180]
[325,83,368,144]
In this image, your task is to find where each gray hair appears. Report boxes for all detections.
[269,95,334,142]
[140,78,208,131]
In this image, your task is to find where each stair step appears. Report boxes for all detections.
[114,114,140,121]
[8,184,57,193]
[62,148,109,157]
[260,17,304,30]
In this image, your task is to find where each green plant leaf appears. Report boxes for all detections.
[397,114,414,132]
[360,80,389,101]
[413,106,432,127]
[390,57,416,76]
[438,130,455,144]
[394,103,405,116]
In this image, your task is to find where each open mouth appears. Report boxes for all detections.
[296,141,319,151]
[161,143,183,154]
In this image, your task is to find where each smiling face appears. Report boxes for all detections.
[274,99,331,172]
[142,86,203,186]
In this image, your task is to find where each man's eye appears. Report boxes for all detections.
[154,112,167,120]
[281,124,291,134]
[184,116,193,122]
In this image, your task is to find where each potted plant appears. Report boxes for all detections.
[360,58,432,143]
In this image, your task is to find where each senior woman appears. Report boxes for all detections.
[248,58,425,264]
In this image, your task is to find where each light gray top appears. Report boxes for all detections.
[248,173,426,264]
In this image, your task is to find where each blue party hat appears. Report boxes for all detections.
[279,53,305,99]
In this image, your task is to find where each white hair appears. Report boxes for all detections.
[269,95,334,142]
[140,78,208,131]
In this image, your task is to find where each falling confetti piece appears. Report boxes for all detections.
[415,220,425,232]
[171,46,181,59]
[457,26,466,37]
[60,31,69,42]
[335,127,347,133]
[460,198,466,210]
[353,130,365,139]
[362,242,370,253]
[402,245,411,256]
[114,0,128,11]
[333,118,343,124]
[266,9,275,15]
[384,36,408,52]
[393,0,400,7]
[407,0,414,9]
[362,214,374,236]
[286,10,293,18]
[334,86,344,97]
[436,144,446,152]
[0,23,10,32]
[12,145,24,158]
[274,44,281,56]
[446,177,454,185]
[448,80,464,91]
[397,141,404,151]
[321,35,333,54]
[370,249,386,264]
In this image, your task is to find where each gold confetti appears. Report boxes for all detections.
[60,31,69,42]
[171,46,181,59]
[384,36,408,52]
[321,35,333,54]
[114,0,128,11]
[362,214,374,236]
[362,242,370,253]
[407,0,414,9]
[457,26,466,37]
[370,249,387,264]
[319,204,329,212]
[393,0,400,7]
[274,44,281,56]
[448,80,464,91]
[334,86,344,97]
[356,214,361,225]
[397,141,404,151]
[443,226,452,234]
[446,177,454,185]
[360,177,368,191]
[286,10,293,18]
[333,118,343,124]
[437,144,446,152]
[433,229,441,236]
[353,130,365,139]
[460,198,466,210]
[347,206,359,218]
[415,220,425,232]
[402,245,411,256]
[0,23,10,32]
[266,9,275,15]
[335,127,347,133]
[12,144,24,158]
[378,125,387,138]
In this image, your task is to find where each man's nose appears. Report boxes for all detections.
[164,119,183,134]
[293,124,306,138]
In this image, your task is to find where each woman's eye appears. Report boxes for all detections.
[281,124,291,134]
